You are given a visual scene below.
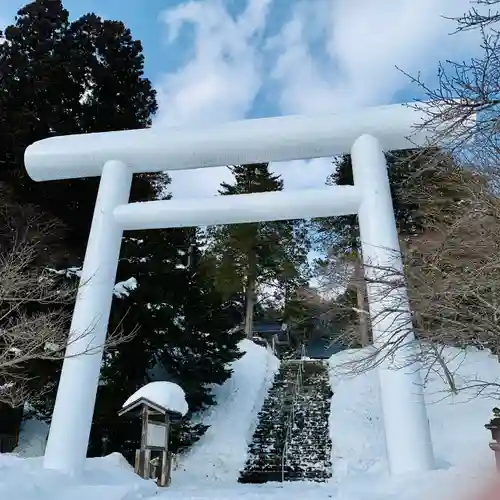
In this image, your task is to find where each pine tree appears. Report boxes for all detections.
[207,164,311,338]
[87,225,244,459]
[0,0,245,457]
[0,2,159,250]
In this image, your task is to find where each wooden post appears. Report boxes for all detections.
[134,449,140,476]
[158,414,172,487]
[141,405,148,447]
[159,451,172,487]
[135,404,150,479]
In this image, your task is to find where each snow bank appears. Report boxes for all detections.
[424,346,500,469]
[0,452,157,500]
[329,347,387,480]
[123,381,188,417]
[328,345,500,499]
[174,339,279,484]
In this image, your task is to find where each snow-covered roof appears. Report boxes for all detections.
[121,381,188,417]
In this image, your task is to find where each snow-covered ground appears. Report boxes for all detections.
[328,345,500,500]
[1,341,500,500]
[0,452,157,500]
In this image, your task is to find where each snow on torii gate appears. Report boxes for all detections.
[25,102,441,477]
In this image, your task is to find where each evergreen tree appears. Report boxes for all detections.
[87,225,244,459]
[1,0,245,457]
[317,148,462,257]
[207,164,311,338]
[314,148,465,346]
[0,1,159,250]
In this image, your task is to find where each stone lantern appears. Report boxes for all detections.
[485,407,500,471]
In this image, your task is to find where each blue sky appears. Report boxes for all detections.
[0,0,481,198]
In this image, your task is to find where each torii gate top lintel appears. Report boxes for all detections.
[24,102,436,182]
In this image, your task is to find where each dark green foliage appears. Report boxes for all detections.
[88,227,244,457]
[280,288,324,351]
[0,0,245,458]
[0,0,163,416]
[207,163,311,318]
[0,0,160,251]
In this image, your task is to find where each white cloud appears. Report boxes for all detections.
[270,158,334,191]
[164,166,234,200]
[155,0,481,199]
[155,0,271,127]
[269,0,479,115]
[155,0,271,198]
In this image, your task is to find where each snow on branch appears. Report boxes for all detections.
[46,266,138,299]
[113,277,138,298]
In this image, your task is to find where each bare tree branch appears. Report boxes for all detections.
[447,1,500,32]
[0,191,137,407]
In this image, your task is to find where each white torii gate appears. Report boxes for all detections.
[25,102,441,477]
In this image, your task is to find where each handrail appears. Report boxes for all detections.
[281,348,306,481]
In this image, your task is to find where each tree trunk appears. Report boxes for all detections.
[432,344,458,395]
[244,274,256,339]
[354,256,370,347]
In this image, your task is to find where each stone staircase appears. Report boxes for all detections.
[239,360,332,483]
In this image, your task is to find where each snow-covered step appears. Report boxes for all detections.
[239,360,332,483]
[283,362,332,482]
